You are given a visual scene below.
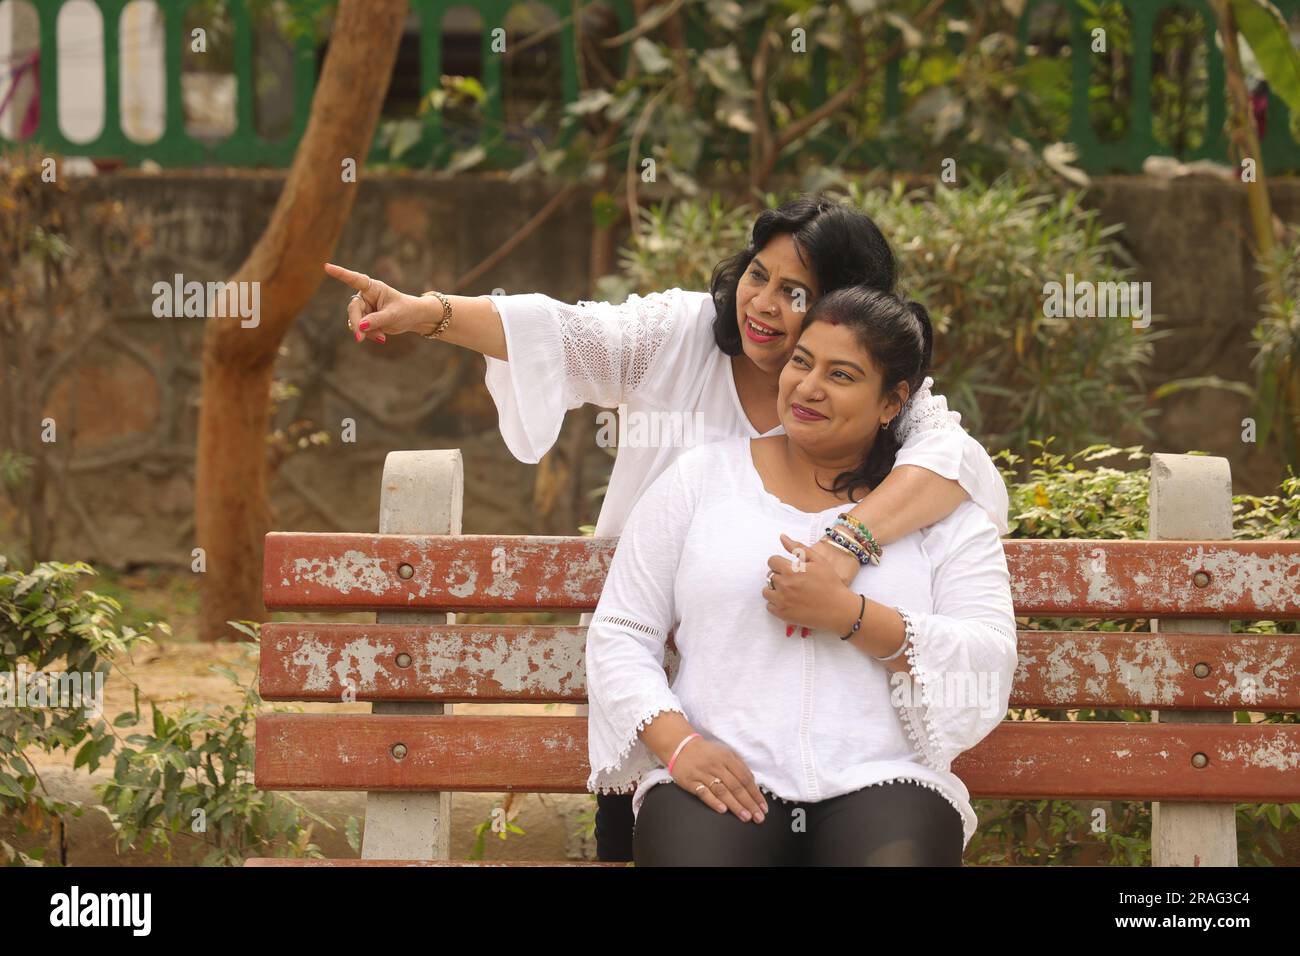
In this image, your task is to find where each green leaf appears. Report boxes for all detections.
[0,771,25,798]
[607,89,641,123]
[884,12,924,48]
[698,46,749,99]
[387,120,423,161]
[1231,0,1300,116]
[632,37,671,74]
[566,89,614,116]
[591,192,621,230]
[1151,375,1256,400]
[451,76,487,104]
[1264,802,1282,827]
[445,145,487,175]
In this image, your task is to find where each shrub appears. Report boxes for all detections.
[0,558,353,865]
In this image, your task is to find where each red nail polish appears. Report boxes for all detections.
[354,332,363,342]
[376,334,386,343]
[801,626,810,638]
[786,625,794,637]
[359,320,369,331]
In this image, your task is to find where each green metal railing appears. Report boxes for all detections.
[16,0,318,165]
[1,0,1296,172]
[1024,0,1297,176]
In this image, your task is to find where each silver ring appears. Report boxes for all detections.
[765,570,775,589]
[350,292,362,302]
[694,783,707,793]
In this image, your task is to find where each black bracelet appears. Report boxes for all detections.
[840,592,866,641]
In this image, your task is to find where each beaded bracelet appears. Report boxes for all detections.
[828,520,880,563]
[419,290,454,340]
[823,535,861,563]
[824,528,871,566]
[833,514,883,562]
[824,526,884,567]
[838,530,882,565]
[840,592,866,640]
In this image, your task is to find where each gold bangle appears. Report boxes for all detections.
[420,290,453,340]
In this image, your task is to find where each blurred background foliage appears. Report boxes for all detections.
[596,178,1157,462]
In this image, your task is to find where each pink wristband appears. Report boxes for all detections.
[666,732,701,774]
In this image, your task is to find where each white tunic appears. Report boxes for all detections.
[481,288,1010,541]
[583,436,1019,850]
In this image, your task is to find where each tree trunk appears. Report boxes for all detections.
[194,0,409,641]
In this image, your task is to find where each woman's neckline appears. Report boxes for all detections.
[726,354,784,438]
[743,437,862,517]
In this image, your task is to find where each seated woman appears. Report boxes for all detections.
[584,285,1018,866]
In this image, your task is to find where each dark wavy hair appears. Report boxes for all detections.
[797,285,934,503]
[708,195,897,355]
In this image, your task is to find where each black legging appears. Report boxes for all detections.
[627,778,964,866]
[595,792,636,862]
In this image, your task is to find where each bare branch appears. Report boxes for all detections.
[626,78,684,238]
[451,184,581,292]
[599,0,688,48]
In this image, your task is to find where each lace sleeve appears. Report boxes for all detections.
[556,290,682,407]
[483,289,703,464]
[892,375,961,445]
[887,505,1018,773]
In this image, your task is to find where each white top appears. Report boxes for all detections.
[481,288,1010,542]
[583,436,1019,850]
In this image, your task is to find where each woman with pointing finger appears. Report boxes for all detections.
[324,194,1010,863]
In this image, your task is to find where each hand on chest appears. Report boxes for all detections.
[678,504,932,616]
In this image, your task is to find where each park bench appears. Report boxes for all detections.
[246,449,1300,866]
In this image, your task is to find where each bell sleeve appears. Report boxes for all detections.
[584,451,700,796]
[891,375,1010,535]
[482,288,697,464]
[887,503,1018,773]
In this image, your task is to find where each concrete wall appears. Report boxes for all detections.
[17,170,1300,569]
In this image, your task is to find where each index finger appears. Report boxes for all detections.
[323,262,372,293]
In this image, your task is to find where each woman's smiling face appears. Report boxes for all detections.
[777,319,907,454]
[734,233,821,375]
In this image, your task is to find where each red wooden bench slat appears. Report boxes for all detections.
[262,533,1300,618]
[253,715,1300,803]
[240,857,1031,867]
[259,622,1300,710]
[244,859,627,866]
